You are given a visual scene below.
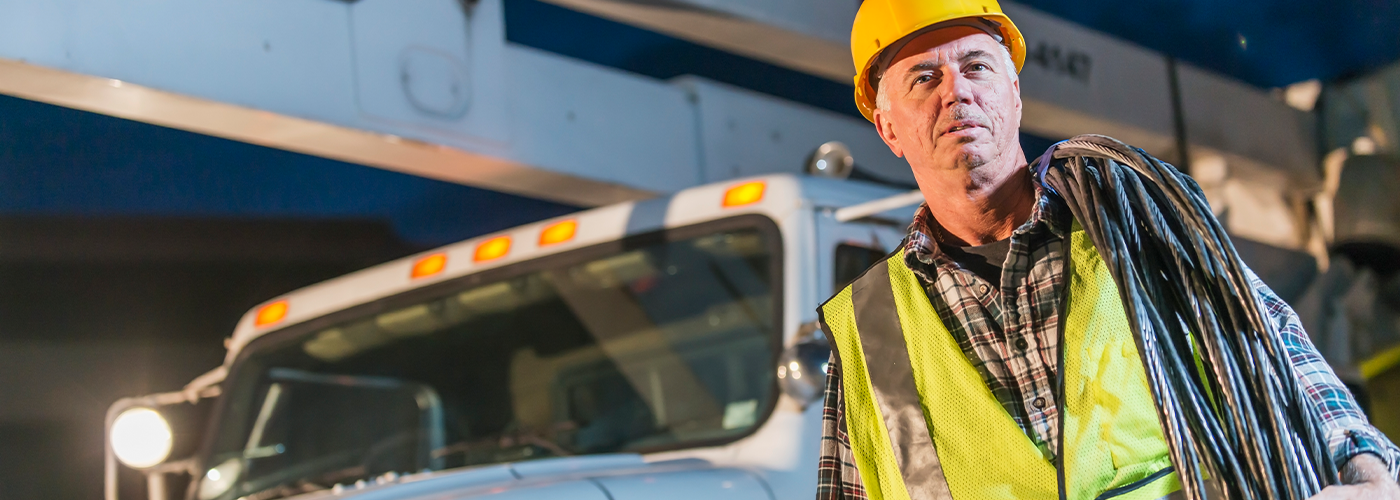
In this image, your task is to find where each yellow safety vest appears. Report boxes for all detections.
[818,227,1182,500]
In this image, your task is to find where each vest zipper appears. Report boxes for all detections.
[1055,243,1072,500]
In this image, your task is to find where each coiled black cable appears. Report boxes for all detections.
[1032,135,1336,500]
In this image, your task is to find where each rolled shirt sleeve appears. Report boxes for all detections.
[1250,268,1400,479]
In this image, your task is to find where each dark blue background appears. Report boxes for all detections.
[1018,0,1400,87]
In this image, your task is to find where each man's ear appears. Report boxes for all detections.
[1012,78,1022,112]
[874,109,905,159]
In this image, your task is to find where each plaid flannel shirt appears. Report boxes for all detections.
[815,192,1400,500]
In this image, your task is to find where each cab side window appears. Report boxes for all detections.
[834,244,886,292]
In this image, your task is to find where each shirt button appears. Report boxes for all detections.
[978,284,990,294]
[1015,338,1028,351]
[1033,397,1046,409]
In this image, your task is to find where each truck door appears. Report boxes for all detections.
[815,211,908,301]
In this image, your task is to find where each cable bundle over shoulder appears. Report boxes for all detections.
[1032,135,1335,500]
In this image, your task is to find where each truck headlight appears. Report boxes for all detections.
[110,407,173,469]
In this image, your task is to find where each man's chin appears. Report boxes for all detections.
[951,146,994,169]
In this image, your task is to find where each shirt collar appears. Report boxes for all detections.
[902,184,1067,271]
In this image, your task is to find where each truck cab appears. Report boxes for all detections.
[105,175,918,500]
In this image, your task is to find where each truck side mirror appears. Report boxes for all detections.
[777,322,831,409]
[106,368,224,500]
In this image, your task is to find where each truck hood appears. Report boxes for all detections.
[282,454,773,500]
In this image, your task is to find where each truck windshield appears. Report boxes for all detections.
[196,219,780,500]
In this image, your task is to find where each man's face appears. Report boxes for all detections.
[873,27,1022,178]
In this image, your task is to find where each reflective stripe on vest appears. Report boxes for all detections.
[818,228,1183,500]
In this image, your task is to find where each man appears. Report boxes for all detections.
[815,1,1400,499]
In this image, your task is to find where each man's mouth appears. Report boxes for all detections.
[941,121,983,136]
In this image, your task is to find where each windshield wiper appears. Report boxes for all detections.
[232,450,362,500]
[433,428,572,464]
[241,481,330,500]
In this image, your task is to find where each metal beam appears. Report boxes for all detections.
[0,58,653,207]
[536,0,854,83]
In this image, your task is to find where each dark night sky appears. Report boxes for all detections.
[1017,0,1400,87]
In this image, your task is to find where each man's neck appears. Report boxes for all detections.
[915,157,1036,247]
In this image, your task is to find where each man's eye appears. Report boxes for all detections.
[913,75,933,85]
[967,63,989,72]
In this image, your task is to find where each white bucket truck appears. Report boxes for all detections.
[104,174,922,500]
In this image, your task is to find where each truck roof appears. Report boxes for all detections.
[222,174,909,365]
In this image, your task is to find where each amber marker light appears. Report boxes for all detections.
[254,300,289,328]
[539,220,578,246]
[411,253,448,279]
[722,181,766,208]
[474,236,512,262]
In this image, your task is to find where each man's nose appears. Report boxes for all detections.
[939,71,975,109]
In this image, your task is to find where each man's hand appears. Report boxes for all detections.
[1310,454,1399,499]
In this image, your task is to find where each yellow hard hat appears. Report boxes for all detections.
[851,0,1026,122]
